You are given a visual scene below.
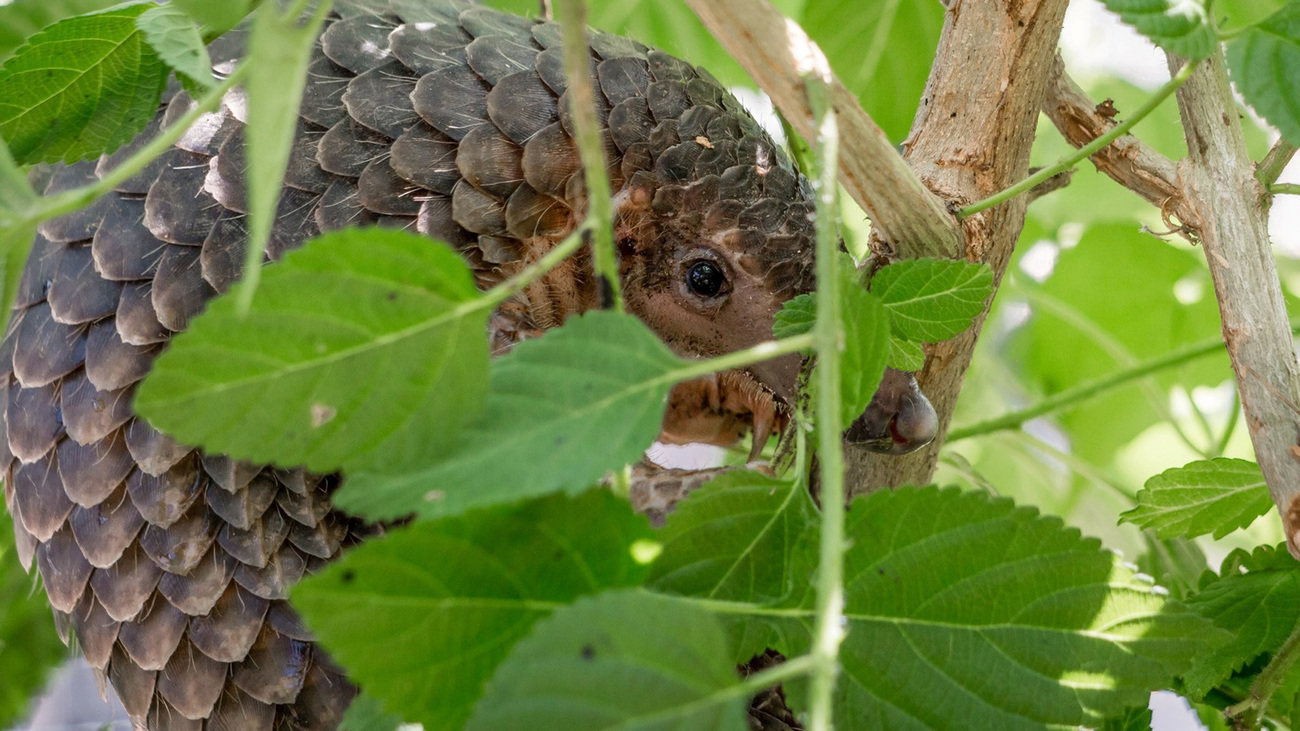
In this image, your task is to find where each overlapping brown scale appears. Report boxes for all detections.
[98,111,173,195]
[413,64,490,140]
[60,429,135,510]
[7,381,62,463]
[152,244,216,332]
[124,419,193,477]
[127,457,203,529]
[218,506,289,568]
[233,543,307,601]
[147,698,203,731]
[72,592,121,670]
[647,49,696,83]
[343,60,420,138]
[39,162,110,244]
[13,453,73,542]
[458,5,534,39]
[206,472,278,531]
[13,235,64,310]
[69,483,145,567]
[317,118,390,178]
[534,46,569,95]
[608,97,655,153]
[157,637,228,719]
[505,184,571,240]
[188,583,268,662]
[300,53,353,129]
[109,644,158,717]
[200,210,250,294]
[417,196,477,250]
[286,514,347,559]
[389,22,469,74]
[201,455,262,494]
[391,121,461,194]
[465,34,537,85]
[37,526,94,613]
[117,283,172,346]
[456,126,524,198]
[139,502,218,575]
[60,371,132,445]
[486,70,558,145]
[317,178,376,230]
[144,151,222,245]
[597,56,651,107]
[557,87,611,139]
[157,546,235,616]
[319,14,396,74]
[268,188,323,261]
[288,662,354,730]
[118,594,189,671]
[12,302,85,388]
[521,122,580,198]
[208,687,276,731]
[358,158,423,216]
[93,196,165,281]
[590,30,648,61]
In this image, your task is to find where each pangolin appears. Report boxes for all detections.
[0,1,938,728]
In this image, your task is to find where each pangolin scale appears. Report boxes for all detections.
[0,1,841,728]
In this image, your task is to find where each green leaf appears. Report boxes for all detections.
[1227,1,1300,146]
[801,0,945,142]
[888,336,925,371]
[648,470,816,605]
[746,487,1220,727]
[0,2,167,164]
[240,0,329,306]
[0,0,123,63]
[838,282,890,423]
[772,293,815,339]
[1121,458,1270,539]
[292,490,654,731]
[1217,0,1287,32]
[172,0,255,34]
[0,221,37,334]
[1182,544,1300,697]
[467,590,748,731]
[0,529,65,728]
[1102,706,1154,731]
[135,228,490,474]
[1137,534,1209,600]
[872,258,993,342]
[340,694,405,731]
[337,311,686,521]
[137,4,214,93]
[1100,0,1217,59]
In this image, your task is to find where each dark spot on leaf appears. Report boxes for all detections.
[387,291,398,301]
[555,436,565,446]
[581,644,596,661]
[341,569,355,584]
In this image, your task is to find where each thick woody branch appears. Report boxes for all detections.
[1040,54,1198,234]
[844,0,1070,492]
[682,0,962,260]
[1169,52,1300,558]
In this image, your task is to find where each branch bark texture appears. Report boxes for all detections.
[1169,53,1300,558]
[683,0,962,260]
[844,0,1070,493]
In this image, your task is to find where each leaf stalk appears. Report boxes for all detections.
[1226,617,1300,729]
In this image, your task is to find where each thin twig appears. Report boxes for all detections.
[961,61,1196,218]
[1226,619,1300,728]
[1257,138,1299,187]
[556,0,623,311]
[682,0,962,259]
[1271,183,1300,196]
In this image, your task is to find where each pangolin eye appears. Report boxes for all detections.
[686,260,726,298]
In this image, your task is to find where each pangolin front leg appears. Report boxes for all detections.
[0,1,935,728]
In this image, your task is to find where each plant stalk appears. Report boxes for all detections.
[1257,138,1298,187]
[556,0,623,312]
[1226,618,1300,728]
[960,61,1196,218]
[1270,183,1300,195]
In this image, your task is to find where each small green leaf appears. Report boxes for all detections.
[872,258,993,342]
[135,228,490,474]
[467,590,748,731]
[0,2,167,164]
[240,0,329,307]
[888,336,925,371]
[838,283,890,423]
[0,0,124,63]
[649,470,816,605]
[1182,544,1300,697]
[1120,458,1270,539]
[137,4,214,92]
[0,221,36,333]
[1100,0,1216,59]
[1227,2,1300,146]
[337,311,687,521]
[772,293,815,339]
[172,0,255,34]
[292,490,653,731]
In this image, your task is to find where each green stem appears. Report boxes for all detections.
[1226,618,1300,729]
[669,334,815,383]
[556,0,623,312]
[1008,430,1136,501]
[735,654,817,698]
[1257,138,1298,187]
[805,76,845,731]
[1270,183,1300,195]
[959,61,1197,218]
[479,223,591,309]
[947,336,1225,442]
[31,64,250,225]
[1210,392,1240,458]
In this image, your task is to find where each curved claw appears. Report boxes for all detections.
[844,369,938,455]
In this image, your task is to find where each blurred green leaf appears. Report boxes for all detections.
[0,529,65,728]
[1182,544,1300,698]
[135,228,490,474]
[137,4,215,92]
[340,694,404,731]
[1137,534,1209,600]
[1100,0,1216,58]
[1216,0,1287,31]
[888,336,925,370]
[293,490,653,731]
[0,2,167,164]
[1121,458,1270,539]
[872,258,993,342]
[838,282,890,423]
[773,293,815,339]
[337,311,687,521]
[1102,706,1154,731]
[172,0,256,34]
[1227,1,1300,146]
[0,0,123,63]
[467,590,748,731]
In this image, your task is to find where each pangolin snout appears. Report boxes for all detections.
[844,369,938,455]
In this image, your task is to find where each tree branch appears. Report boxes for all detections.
[844,0,1071,493]
[682,0,962,260]
[1169,52,1300,559]
[1038,54,1197,233]
[1257,138,1298,187]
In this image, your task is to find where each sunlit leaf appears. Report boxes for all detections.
[137,4,214,92]
[872,258,993,342]
[0,0,123,63]
[888,336,925,371]
[1121,458,1271,540]
[838,283,890,423]
[772,293,815,339]
[468,590,748,731]
[0,2,167,164]
[292,491,653,731]
[1227,1,1300,146]
[1101,0,1216,58]
[135,229,490,474]
[172,0,255,34]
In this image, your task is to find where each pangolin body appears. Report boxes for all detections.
[1,1,824,728]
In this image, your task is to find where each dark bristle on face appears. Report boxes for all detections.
[0,1,933,728]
